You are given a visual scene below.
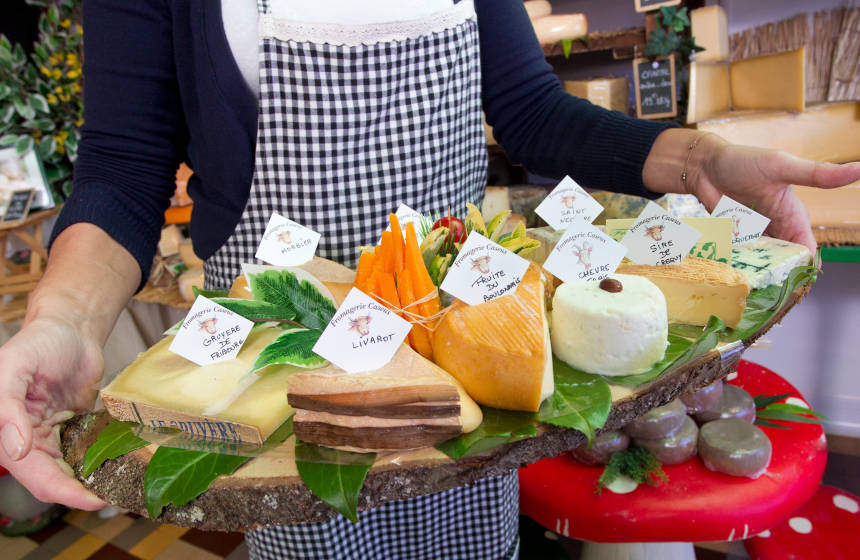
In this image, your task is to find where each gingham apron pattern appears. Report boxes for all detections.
[246,474,520,560]
[203,0,487,289]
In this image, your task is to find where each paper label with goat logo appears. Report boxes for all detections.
[543,222,627,283]
[312,287,412,373]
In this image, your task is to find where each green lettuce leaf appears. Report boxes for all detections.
[294,441,376,522]
[248,269,337,330]
[81,420,148,477]
[251,327,327,372]
[436,408,538,460]
[538,357,612,445]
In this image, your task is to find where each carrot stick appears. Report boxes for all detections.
[354,251,376,291]
[389,213,405,275]
[397,268,418,349]
[403,223,436,358]
[379,231,394,274]
[379,273,401,312]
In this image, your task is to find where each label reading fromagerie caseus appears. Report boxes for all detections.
[621,201,701,265]
[169,296,254,366]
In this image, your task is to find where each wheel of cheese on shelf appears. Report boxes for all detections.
[532,14,587,45]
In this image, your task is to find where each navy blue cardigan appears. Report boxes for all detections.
[53,0,672,285]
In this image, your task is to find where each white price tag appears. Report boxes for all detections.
[711,195,770,246]
[312,288,412,374]
[621,201,701,265]
[534,176,604,230]
[169,296,254,366]
[439,231,530,306]
[255,213,321,266]
[543,222,628,283]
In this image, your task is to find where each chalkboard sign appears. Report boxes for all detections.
[633,55,677,119]
[634,0,681,13]
[2,189,35,223]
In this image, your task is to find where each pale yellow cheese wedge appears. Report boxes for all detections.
[617,257,750,329]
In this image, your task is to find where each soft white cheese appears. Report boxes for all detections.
[732,236,811,289]
[551,274,668,376]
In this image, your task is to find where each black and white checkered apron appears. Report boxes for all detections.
[208,0,517,558]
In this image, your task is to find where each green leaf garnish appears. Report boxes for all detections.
[294,441,376,522]
[436,408,538,460]
[191,287,230,299]
[597,446,667,494]
[248,269,337,330]
[81,421,148,477]
[539,357,612,445]
[210,297,298,323]
[753,393,793,409]
[250,327,326,373]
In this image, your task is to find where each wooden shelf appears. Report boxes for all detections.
[543,27,647,58]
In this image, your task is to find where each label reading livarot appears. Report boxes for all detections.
[711,195,771,246]
[255,213,321,266]
[621,201,701,265]
[169,296,254,366]
[534,176,604,231]
[439,231,530,306]
[312,288,412,374]
[543,222,627,283]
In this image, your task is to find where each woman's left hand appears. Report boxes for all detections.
[688,136,860,251]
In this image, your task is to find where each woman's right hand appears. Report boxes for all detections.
[0,315,108,509]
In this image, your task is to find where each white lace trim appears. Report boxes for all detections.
[259,0,475,46]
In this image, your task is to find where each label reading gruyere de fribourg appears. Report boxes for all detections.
[621,201,701,265]
[169,296,254,366]
[255,212,321,266]
[711,195,770,246]
[439,231,530,306]
[543,222,627,283]
[607,216,733,264]
[312,288,412,374]
[534,175,605,231]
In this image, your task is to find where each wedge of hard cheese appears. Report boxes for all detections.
[617,256,750,328]
[431,264,553,412]
[101,327,297,445]
[287,345,482,452]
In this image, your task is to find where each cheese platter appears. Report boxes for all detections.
[60,201,818,531]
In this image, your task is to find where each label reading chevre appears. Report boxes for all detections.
[621,201,701,265]
[439,231,529,306]
[312,288,412,374]
[255,213,321,266]
[543,222,627,283]
[169,296,254,366]
[711,195,770,246]
[534,176,604,231]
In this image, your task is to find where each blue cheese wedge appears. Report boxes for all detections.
[731,236,811,289]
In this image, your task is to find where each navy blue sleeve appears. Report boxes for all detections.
[50,0,185,289]
[476,0,676,196]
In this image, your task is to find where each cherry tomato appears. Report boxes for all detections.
[432,216,467,243]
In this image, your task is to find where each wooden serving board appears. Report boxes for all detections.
[60,285,811,532]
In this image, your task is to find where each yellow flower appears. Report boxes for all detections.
[75,118,84,127]
[67,70,80,79]
[76,24,83,35]
[55,85,63,93]
[72,83,81,93]
[59,92,71,102]
[61,19,71,29]
[56,144,65,155]
[47,93,58,104]
[40,66,50,76]
[66,53,78,66]
[55,131,69,144]
[52,68,62,80]
[33,130,43,139]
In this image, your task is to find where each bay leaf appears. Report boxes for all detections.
[294,441,376,522]
[436,408,538,460]
[251,327,326,373]
[539,358,611,445]
[81,420,148,477]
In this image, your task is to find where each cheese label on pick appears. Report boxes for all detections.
[621,201,701,265]
[385,203,427,243]
[312,288,412,374]
[543,222,627,283]
[169,296,254,366]
[711,195,770,245]
[606,217,734,264]
[440,231,530,306]
[255,213,321,266]
[535,176,604,230]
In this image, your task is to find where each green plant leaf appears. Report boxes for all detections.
[562,38,573,59]
[15,135,34,154]
[39,135,56,159]
[209,296,297,323]
[763,402,827,419]
[251,327,326,372]
[81,420,148,478]
[754,417,790,429]
[756,409,824,424]
[294,440,376,522]
[608,316,725,387]
[0,133,17,146]
[436,408,538,460]
[753,393,793,409]
[248,269,337,330]
[191,286,230,299]
[13,97,35,121]
[538,357,611,445]
[0,83,11,100]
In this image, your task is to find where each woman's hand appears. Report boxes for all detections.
[0,316,107,509]
[643,129,860,251]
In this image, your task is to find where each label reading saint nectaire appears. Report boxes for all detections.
[621,201,701,265]
[534,176,605,231]
[255,213,321,266]
[312,288,412,374]
[169,296,254,366]
[543,222,628,283]
[439,231,530,306]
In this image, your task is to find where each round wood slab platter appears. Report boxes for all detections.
[61,285,811,532]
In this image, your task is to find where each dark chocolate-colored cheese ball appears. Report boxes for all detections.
[695,384,756,424]
[680,380,723,414]
[624,399,687,440]
[570,430,630,466]
[634,415,698,465]
[699,418,772,478]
